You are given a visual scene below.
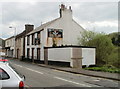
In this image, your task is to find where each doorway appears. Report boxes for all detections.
[17,49,19,59]
[37,48,40,60]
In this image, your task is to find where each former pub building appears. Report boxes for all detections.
[25,4,85,62]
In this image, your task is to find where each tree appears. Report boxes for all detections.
[117,35,120,46]
[87,35,114,66]
[111,37,116,45]
[107,47,120,68]
[78,30,102,46]
[78,31,114,66]
[108,32,120,46]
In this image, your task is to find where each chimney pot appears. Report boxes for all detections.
[61,4,65,10]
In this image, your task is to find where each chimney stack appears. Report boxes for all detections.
[59,4,72,18]
[25,24,34,34]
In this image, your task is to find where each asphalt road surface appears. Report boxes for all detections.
[9,59,119,89]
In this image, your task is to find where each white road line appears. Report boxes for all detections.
[14,64,43,74]
[26,68,43,74]
[54,76,92,87]
[14,64,23,68]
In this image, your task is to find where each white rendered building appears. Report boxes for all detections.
[25,4,96,67]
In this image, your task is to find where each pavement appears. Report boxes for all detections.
[37,63,120,81]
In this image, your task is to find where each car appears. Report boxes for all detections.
[0,52,5,57]
[0,58,25,89]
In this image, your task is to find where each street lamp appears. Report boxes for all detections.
[9,26,16,58]
[9,26,16,36]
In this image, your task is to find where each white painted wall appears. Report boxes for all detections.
[48,48,72,62]
[34,48,37,59]
[25,33,41,59]
[47,47,96,67]
[25,36,27,57]
[21,38,23,56]
[44,18,84,47]
[82,48,96,66]
[5,38,15,48]
[5,37,15,57]
[40,29,46,60]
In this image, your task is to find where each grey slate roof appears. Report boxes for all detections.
[5,36,14,40]
[27,18,60,35]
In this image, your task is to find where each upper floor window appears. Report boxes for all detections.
[7,41,9,45]
[27,35,30,45]
[37,32,40,39]
[34,32,41,45]
[32,33,35,45]
[48,28,63,38]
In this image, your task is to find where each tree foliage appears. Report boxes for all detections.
[108,32,120,46]
[78,30,115,66]
[78,30,103,46]
[87,35,114,66]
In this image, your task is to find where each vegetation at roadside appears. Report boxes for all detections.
[84,66,120,73]
[78,31,119,72]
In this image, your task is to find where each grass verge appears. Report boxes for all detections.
[84,67,120,73]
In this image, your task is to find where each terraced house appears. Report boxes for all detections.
[0,38,5,56]
[15,24,34,59]
[25,4,85,62]
[5,36,15,57]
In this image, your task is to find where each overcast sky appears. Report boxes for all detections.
[0,0,118,39]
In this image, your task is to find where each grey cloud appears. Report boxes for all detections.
[71,2,118,22]
[2,2,117,25]
[93,26,118,34]
[2,2,60,25]
[1,2,118,39]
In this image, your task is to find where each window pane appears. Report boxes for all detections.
[0,68,10,80]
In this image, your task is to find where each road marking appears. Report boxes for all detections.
[14,64,23,68]
[54,76,91,87]
[26,68,43,74]
[14,64,43,74]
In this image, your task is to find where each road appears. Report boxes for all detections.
[9,59,119,88]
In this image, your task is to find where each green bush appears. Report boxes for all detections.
[85,67,120,73]
[107,46,120,68]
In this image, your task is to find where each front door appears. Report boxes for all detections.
[37,48,40,60]
[27,48,30,58]
[32,48,34,62]
[17,49,19,59]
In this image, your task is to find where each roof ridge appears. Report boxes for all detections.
[36,17,60,29]
[27,17,60,35]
